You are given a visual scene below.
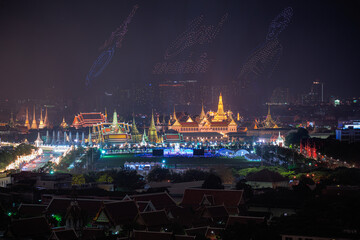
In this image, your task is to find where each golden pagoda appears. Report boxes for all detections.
[38,108,45,129]
[156,115,161,125]
[212,93,227,122]
[148,110,158,143]
[131,116,141,143]
[111,110,122,133]
[24,108,30,129]
[199,102,206,120]
[263,106,278,128]
[31,106,38,129]
[44,107,49,128]
[173,106,177,121]
[60,117,68,128]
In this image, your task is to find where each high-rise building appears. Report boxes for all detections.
[302,81,324,105]
[269,87,290,105]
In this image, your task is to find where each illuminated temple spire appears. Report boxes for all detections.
[173,106,177,121]
[24,108,30,129]
[263,105,278,129]
[217,93,224,115]
[44,107,49,128]
[60,117,68,129]
[31,106,38,129]
[112,110,118,126]
[200,102,206,120]
[213,93,227,122]
[148,110,158,143]
[39,108,45,129]
[156,115,160,125]
[131,114,141,143]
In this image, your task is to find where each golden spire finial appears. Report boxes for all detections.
[31,106,38,129]
[173,105,177,120]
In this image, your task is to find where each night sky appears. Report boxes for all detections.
[0,0,360,100]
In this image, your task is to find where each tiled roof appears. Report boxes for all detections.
[179,122,199,127]
[80,112,104,120]
[18,203,47,217]
[181,189,243,209]
[130,192,177,210]
[209,121,230,126]
[137,201,156,212]
[137,210,170,227]
[46,198,110,218]
[97,200,139,226]
[168,206,197,227]
[201,205,229,219]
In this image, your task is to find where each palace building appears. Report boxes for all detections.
[72,112,107,129]
[169,93,237,134]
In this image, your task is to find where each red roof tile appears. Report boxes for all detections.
[181,189,243,209]
[46,198,110,218]
[137,210,170,228]
[95,200,139,226]
[18,203,47,217]
[201,205,229,219]
[131,192,177,210]
[179,122,199,127]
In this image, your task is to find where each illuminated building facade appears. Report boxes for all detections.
[253,106,279,129]
[90,111,131,145]
[72,112,107,129]
[170,93,237,134]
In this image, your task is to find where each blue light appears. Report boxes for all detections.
[101,150,106,154]
[162,159,166,163]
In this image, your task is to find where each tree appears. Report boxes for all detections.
[285,128,309,146]
[202,173,224,189]
[236,179,253,199]
[112,170,145,191]
[72,174,86,185]
[147,167,171,182]
[216,166,235,184]
[97,173,114,183]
